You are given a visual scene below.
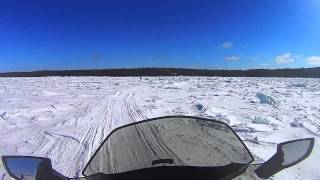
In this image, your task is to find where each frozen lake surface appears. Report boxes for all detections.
[0,77,319,179]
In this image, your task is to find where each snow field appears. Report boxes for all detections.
[0,76,319,179]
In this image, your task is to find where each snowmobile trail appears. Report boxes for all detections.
[44,90,148,177]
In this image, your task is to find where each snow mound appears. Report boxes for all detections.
[255,93,276,105]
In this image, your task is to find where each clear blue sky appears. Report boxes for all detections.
[1,0,320,72]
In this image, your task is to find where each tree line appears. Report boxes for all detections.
[0,67,319,78]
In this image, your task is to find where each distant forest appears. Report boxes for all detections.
[0,67,320,78]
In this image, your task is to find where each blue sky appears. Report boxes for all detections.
[0,0,320,72]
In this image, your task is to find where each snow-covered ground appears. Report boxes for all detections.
[0,77,319,179]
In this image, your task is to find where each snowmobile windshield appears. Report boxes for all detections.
[83,116,253,177]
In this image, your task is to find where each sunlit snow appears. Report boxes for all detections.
[0,77,319,179]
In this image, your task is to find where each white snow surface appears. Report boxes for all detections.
[0,76,319,179]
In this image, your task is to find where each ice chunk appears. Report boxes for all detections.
[194,103,205,111]
[233,127,252,133]
[290,121,302,127]
[0,112,7,119]
[292,83,307,88]
[252,117,270,124]
[255,93,276,105]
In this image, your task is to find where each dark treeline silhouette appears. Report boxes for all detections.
[0,67,320,78]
